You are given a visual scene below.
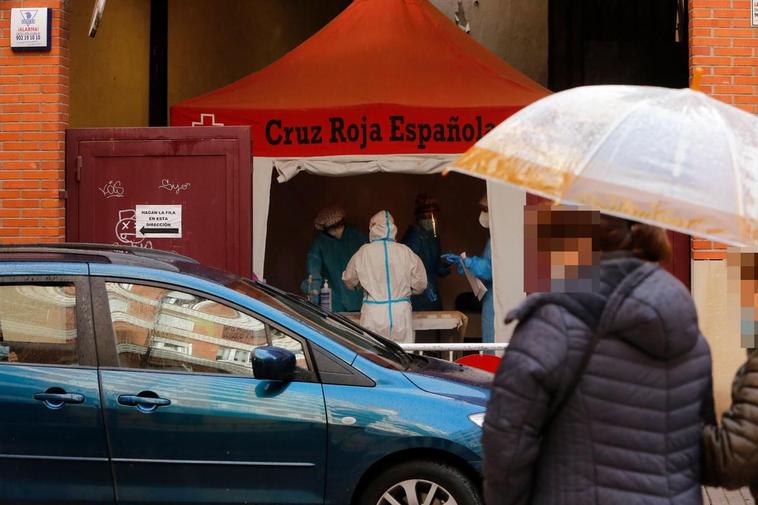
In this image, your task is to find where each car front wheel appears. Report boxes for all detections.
[359,460,482,505]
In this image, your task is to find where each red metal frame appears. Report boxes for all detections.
[65,127,252,278]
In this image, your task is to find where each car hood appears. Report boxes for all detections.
[402,356,492,407]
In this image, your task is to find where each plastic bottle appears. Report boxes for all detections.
[319,280,332,312]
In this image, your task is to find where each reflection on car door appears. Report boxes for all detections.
[94,280,327,505]
[0,275,113,504]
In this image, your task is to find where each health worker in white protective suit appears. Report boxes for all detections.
[343,210,427,343]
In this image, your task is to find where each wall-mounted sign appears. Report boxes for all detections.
[135,205,183,239]
[753,0,758,27]
[10,7,51,51]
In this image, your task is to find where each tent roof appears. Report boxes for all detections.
[171,0,549,156]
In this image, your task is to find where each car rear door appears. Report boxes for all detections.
[0,265,113,504]
[91,276,327,505]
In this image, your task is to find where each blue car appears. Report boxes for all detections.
[0,244,491,505]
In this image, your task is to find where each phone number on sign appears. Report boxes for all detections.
[15,33,41,41]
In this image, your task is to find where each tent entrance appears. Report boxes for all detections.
[265,172,487,302]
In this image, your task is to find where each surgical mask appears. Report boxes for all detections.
[741,306,758,349]
[479,211,489,229]
[419,216,438,237]
[326,224,345,240]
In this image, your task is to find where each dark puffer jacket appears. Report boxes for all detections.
[701,348,758,498]
[483,256,713,505]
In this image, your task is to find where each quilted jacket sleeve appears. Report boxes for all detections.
[701,350,758,490]
[482,304,570,505]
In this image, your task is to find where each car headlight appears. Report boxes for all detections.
[468,412,485,427]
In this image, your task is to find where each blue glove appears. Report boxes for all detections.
[441,253,461,265]
[466,256,492,281]
[456,257,473,275]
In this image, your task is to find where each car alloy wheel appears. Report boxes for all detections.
[377,478,458,505]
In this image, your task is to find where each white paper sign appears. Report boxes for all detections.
[753,0,758,27]
[135,205,182,239]
[10,8,50,50]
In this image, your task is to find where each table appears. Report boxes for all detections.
[339,310,468,341]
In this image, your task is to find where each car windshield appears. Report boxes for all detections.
[226,278,412,371]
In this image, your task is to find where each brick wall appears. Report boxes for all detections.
[690,0,758,113]
[689,0,757,260]
[0,0,68,243]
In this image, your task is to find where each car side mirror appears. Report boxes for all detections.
[252,346,296,382]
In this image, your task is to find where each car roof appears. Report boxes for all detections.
[0,243,236,284]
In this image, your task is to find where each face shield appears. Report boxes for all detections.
[416,211,438,236]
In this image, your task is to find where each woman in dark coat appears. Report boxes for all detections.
[701,251,758,498]
[482,213,713,505]
[701,348,758,498]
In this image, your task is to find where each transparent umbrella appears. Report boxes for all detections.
[448,85,758,246]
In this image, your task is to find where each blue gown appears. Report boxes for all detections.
[466,239,493,342]
[301,225,367,312]
[401,224,448,311]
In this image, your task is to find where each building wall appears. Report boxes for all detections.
[69,0,150,127]
[689,0,757,414]
[68,0,351,128]
[0,0,68,243]
[167,0,351,111]
[429,0,548,86]
[690,0,758,113]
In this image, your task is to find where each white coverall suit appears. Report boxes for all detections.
[343,210,427,343]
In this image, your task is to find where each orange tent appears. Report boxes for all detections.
[171,0,547,338]
[171,0,548,157]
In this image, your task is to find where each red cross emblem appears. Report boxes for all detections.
[191,113,224,126]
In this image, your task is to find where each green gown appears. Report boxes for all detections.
[301,225,368,312]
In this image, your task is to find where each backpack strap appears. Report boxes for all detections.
[541,261,659,434]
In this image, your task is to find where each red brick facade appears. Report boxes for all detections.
[689,0,757,260]
[0,0,67,243]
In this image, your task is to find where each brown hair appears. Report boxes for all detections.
[597,215,672,263]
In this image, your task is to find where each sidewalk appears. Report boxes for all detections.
[704,487,754,505]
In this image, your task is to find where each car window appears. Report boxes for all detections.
[232,280,411,371]
[104,282,311,378]
[0,284,78,366]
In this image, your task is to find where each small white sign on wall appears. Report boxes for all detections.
[135,205,183,239]
[753,0,758,27]
[10,8,51,51]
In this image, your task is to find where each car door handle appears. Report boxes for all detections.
[118,394,171,412]
[33,392,85,408]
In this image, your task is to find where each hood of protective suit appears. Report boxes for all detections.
[507,254,701,360]
[369,210,398,241]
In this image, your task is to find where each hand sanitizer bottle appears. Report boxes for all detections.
[319,280,332,312]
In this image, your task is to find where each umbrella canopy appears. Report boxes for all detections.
[449,85,758,246]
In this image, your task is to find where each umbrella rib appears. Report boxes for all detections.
[563,94,653,200]
[710,96,745,237]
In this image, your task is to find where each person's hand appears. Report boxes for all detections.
[8,352,18,363]
[441,253,461,265]
[454,257,474,275]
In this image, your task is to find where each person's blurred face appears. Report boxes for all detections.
[326,223,345,239]
[525,206,600,293]
[727,252,758,350]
